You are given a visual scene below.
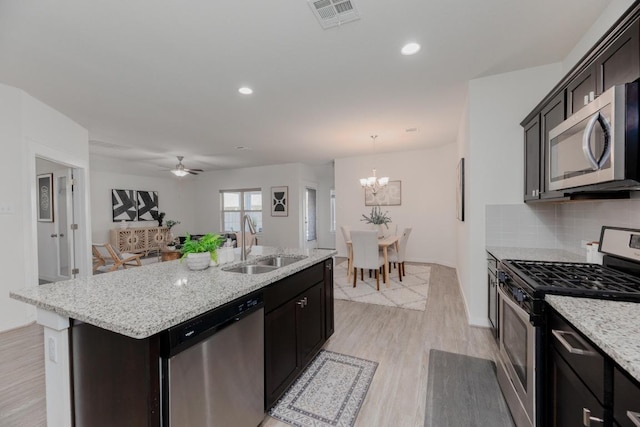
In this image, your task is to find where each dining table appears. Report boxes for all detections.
[346,234,400,287]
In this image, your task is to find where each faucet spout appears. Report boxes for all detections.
[240,214,256,261]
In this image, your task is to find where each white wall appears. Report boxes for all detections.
[193,163,334,249]
[335,144,457,267]
[89,155,198,243]
[0,83,89,332]
[456,63,563,326]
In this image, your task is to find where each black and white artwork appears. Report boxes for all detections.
[37,173,54,222]
[271,186,288,217]
[364,180,402,206]
[137,190,159,221]
[112,189,137,221]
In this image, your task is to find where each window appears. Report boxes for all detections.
[305,187,317,242]
[220,189,262,233]
[329,188,336,233]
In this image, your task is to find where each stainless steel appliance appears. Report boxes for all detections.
[497,226,640,427]
[547,80,640,192]
[162,292,265,427]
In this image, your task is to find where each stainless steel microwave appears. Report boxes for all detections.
[547,81,640,192]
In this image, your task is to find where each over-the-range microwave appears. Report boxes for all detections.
[547,80,640,193]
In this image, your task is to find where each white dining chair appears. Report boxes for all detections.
[340,225,353,279]
[387,227,412,281]
[350,230,386,290]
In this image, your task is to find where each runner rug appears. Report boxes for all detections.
[269,350,378,427]
[424,350,514,427]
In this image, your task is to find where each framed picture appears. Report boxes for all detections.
[457,158,465,221]
[37,173,54,222]
[137,190,159,221]
[112,189,137,221]
[271,186,288,216]
[365,180,401,206]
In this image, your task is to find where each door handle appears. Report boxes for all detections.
[50,234,58,238]
[59,233,64,238]
[582,112,611,171]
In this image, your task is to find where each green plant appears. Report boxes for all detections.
[166,219,180,229]
[360,206,392,228]
[180,233,224,261]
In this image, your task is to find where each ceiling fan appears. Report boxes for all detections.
[168,156,203,177]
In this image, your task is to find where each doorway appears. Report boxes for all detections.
[303,186,318,250]
[36,158,76,284]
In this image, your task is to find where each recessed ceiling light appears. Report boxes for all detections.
[238,87,253,95]
[401,42,421,56]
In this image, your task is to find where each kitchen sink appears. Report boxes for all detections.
[223,264,278,274]
[255,256,307,267]
[222,255,307,274]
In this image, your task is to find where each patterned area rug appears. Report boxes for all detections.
[333,261,431,311]
[269,350,378,427]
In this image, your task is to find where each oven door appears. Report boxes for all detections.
[497,286,536,427]
[547,84,625,191]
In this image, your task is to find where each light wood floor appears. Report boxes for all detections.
[0,262,498,427]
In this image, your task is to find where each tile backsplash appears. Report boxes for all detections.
[486,196,640,256]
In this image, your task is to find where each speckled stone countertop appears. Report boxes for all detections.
[546,295,640,383]
[10,246,336,339]
[486,246,586,263]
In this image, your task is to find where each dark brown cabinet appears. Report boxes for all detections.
[596,18,640,95]
[523,115,541,201]
[486,251,498,339]
[539,92,566,200]
[613,367,640,427]
[264,261,330,408]
[324,258,335,339]
[567,65,596,117]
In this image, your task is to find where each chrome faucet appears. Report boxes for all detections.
[240,214,256,261]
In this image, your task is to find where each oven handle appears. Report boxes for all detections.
[582,112,611,171]
[552,329,597,357]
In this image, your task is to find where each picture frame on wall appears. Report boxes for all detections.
[457,158,465,221]
[112,189,137,222]
[137,190,159,221]
[364,180,402,206]
[37,173,54,222]
[271,186,288,216]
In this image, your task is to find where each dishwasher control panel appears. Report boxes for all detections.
[162,291,264,356]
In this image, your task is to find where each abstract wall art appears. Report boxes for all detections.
[364,180,401,206]
[112,189,137,221]
[37,173,54,222]
[271,186,288,217]
[137,190,159,221]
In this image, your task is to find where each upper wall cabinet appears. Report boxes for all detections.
[521,4,640,203]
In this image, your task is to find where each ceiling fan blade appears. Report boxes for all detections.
[184,168,204,172]
[187,170,199,175]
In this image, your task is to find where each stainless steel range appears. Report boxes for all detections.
[496,226,640,427]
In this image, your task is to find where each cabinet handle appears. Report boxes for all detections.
[297,297,307,308]
[583,408,604,426]
[552,329,597,357]
[628,411,640,427]
[50,234,58,238]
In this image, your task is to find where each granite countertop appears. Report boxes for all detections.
[486,246,586,263]
[10,246,336,339]
[546,295,640,383]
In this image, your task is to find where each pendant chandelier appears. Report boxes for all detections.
[359,135,389,194]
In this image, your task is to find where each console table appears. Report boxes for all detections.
[110,226,169,256]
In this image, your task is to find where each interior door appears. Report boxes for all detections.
[303,187,317,250]
[56,169,75,279]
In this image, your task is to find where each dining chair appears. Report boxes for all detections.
[92,243,142,273]
[387,227,412,281]
[340,225,353,279]
[350,230,386,290]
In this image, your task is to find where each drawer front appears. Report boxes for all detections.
[549,310,605,404]
[264,262,324,313]
[614,367,640,427]
[487,252,498,276]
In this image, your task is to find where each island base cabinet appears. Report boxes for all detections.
[70,322,160,427]
[614,367,640,427]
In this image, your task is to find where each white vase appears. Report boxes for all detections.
[185,252,211,270]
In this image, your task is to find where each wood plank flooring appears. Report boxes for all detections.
[0,262,498,427]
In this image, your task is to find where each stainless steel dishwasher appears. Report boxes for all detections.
[162,291,264,427]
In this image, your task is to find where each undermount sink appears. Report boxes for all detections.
[255,256,307,267]
[223,264,278,274]
[222,255,307,274]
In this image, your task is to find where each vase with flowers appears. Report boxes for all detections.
[360,206,392,238]
[165,219,180,248]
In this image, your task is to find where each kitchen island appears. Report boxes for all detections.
[10,246,336,427]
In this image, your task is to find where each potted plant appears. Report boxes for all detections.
[360,206,392,237]
[165,219,181,247]
[180,233,224,270]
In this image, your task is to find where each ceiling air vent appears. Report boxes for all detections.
[308,0,360,29]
